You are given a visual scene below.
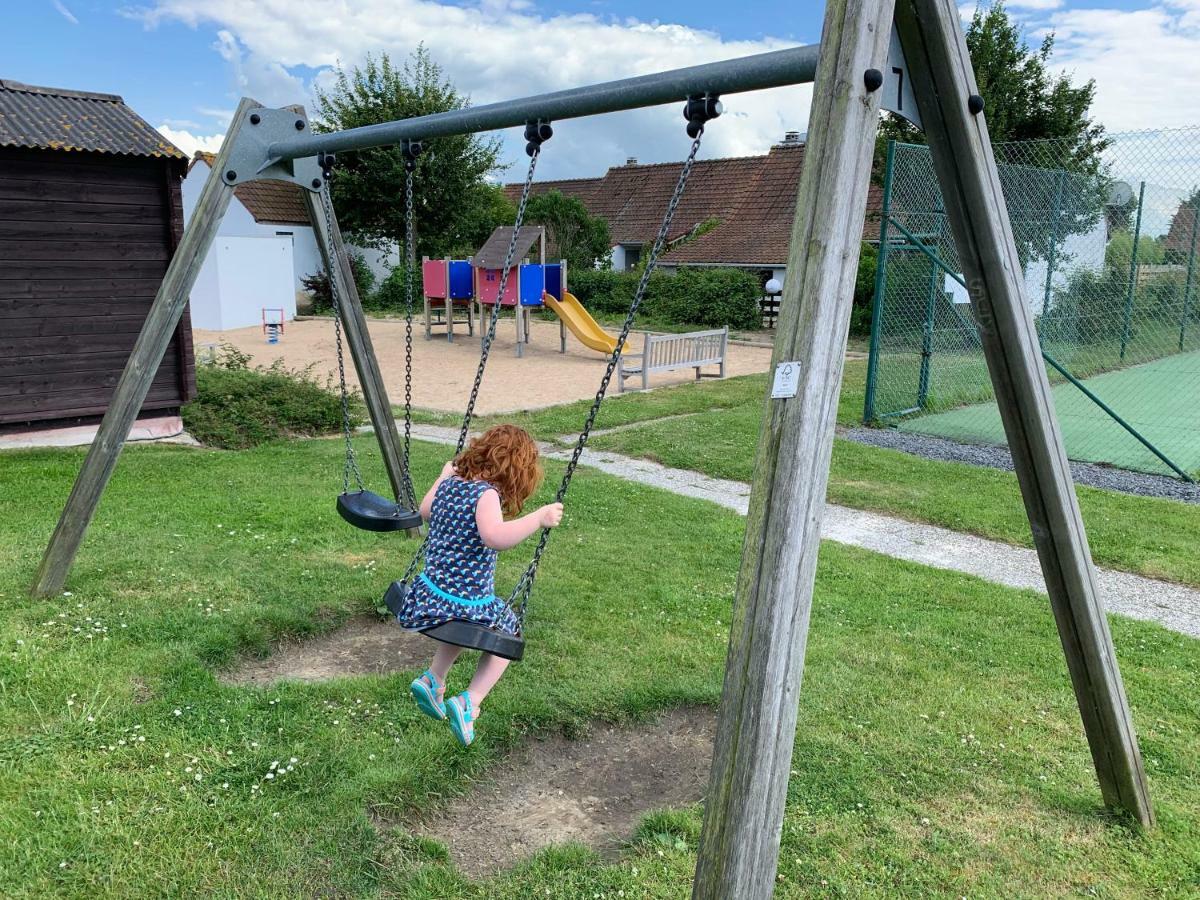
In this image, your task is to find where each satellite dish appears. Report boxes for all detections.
[765,278,783,296]
[1107,180,1134,207]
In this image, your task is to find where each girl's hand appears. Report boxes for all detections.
[539,503,564,528]
[441,460,457,479]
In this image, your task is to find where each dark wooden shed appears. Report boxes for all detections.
[0,79,194,428]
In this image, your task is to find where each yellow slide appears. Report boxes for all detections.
[543,291,618,355]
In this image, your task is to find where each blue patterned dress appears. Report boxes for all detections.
[393,477,520,636]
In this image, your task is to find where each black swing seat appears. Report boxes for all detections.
[337,491,424,533]
[382,580,526,661]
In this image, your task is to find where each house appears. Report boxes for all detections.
[1164,196,1199,261]
[0,79,194,438]
[505,132,883,287]
[181,151,398,330]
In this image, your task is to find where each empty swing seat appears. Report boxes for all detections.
[382,580,526,661]
[337,491,424,532]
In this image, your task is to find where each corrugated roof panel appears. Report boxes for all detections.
[0,79,185,159]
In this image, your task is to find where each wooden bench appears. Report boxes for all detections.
[617,326,728,393]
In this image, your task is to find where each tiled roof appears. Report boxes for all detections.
[1164,200,1198,255]
[506,143,883,267]
[0,79,185,158]
[194,151,311,226]
[474,225,545,269]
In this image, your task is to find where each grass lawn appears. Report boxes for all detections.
[2,436,1199,896]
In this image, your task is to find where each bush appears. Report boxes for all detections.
[182,344,361,449]
[851,242,878,337]
[300,252,376,315]
[568,266,760,329]
[371,263,423,313]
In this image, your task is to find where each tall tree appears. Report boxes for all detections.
[524,190,612,272]
[314,47,506,259]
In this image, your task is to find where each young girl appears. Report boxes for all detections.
[393,424,563,746]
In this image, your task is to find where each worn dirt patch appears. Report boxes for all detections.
[414,706,716,879]
[220,616,429,687]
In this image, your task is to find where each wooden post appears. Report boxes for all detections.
[894,0,1153,825]
[30,98,261,598]
[691,1,892,895]
[303,190,419,532]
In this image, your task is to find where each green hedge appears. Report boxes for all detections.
[568,266,761,329]
[182,346,360,449]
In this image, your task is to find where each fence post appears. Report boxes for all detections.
[917,245,940,407]
[1119,181,1146,361]
[1179,199,1199,352]
[864,139,897,423]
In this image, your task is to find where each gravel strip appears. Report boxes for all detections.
[841,426,1200,504]
[407,424,1200,639]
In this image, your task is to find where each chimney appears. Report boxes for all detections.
[625,156,638,165]
[777,131,804,146]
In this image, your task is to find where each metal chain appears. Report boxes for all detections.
[320,184,366,495]
[395,142,543,590]
[507,128,707,620]
[401,167,418,510]
[456,147,542,453]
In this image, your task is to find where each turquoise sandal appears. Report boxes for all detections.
[410,670,446,721]
[446,692,475,747]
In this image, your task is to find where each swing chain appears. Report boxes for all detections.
[401,139,424,510]
[508,120,710,619]
[456,133,544,452]
[318,164,367,496]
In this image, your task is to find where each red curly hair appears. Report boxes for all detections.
[452,424,543,517]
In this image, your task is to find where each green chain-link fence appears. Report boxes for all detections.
[864,127,1200,480]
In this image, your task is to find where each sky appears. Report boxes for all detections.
[6,0,1200,180]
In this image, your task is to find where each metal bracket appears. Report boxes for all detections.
[222,106,325,192]
[882,23,922,129]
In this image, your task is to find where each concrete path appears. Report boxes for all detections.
[410,424,1200,639]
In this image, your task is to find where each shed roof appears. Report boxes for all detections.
[474,225,544,269]
[194,151,311,226]
[0,79,185,159]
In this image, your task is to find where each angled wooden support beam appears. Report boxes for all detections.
[895,0,1153,825]
[691,0,894,895]
[30,98,260,599]
[303,190,419,532]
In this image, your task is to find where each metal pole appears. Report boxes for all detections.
[265,45,821,165]
[1178,199,1199,352]
[1119,181,1146,361]
[864,139,897,422]
[917,243,940,407]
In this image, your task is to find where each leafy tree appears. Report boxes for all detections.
[444,182,516,258]
[524,190,612,272]
[1105,232,1164,273]
[314,47,505,259]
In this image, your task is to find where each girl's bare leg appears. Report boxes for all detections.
[428,642,463,702]
[466,653,510,712]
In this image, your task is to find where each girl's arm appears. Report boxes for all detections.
[419,460,458,521]
[475,489,564,551]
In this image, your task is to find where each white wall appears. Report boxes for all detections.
[183,160,399,321]
[1023,219,1108,316]
[190,236,296,331]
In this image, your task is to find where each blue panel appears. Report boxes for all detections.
[448,260,473,299]
[519,263,545,306]
[544,263,562,299]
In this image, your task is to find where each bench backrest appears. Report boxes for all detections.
[644,327,727,372]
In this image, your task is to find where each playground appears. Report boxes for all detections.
[194,317,771,415]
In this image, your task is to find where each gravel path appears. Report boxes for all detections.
[408,424,1200,639]
[841,426,1200,504]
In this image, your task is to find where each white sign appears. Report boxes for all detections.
[883,24,922,130]
[771,361,802,399]
[945,273,971,305]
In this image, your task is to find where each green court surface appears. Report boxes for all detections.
[900,350,1200,477]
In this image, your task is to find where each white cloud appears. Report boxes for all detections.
[52,0,79,25]
[1042,1,1200,131]
[156,124,226,157]
[130,0,815,179]
[1006,0,1064,10]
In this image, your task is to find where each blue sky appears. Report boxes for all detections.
[7,0,1200,180]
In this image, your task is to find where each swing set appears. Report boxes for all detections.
[30,1,1156,894]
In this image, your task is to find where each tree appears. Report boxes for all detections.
[314,47,505,259]
[524,190,612,272]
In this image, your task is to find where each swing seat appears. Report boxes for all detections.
[382,581,526,661]
[337,491,423,533]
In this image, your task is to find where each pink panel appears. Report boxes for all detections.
[476,267,519,306]
[422,259,448,299]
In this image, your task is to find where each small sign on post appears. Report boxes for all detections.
[770,361,802,399]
